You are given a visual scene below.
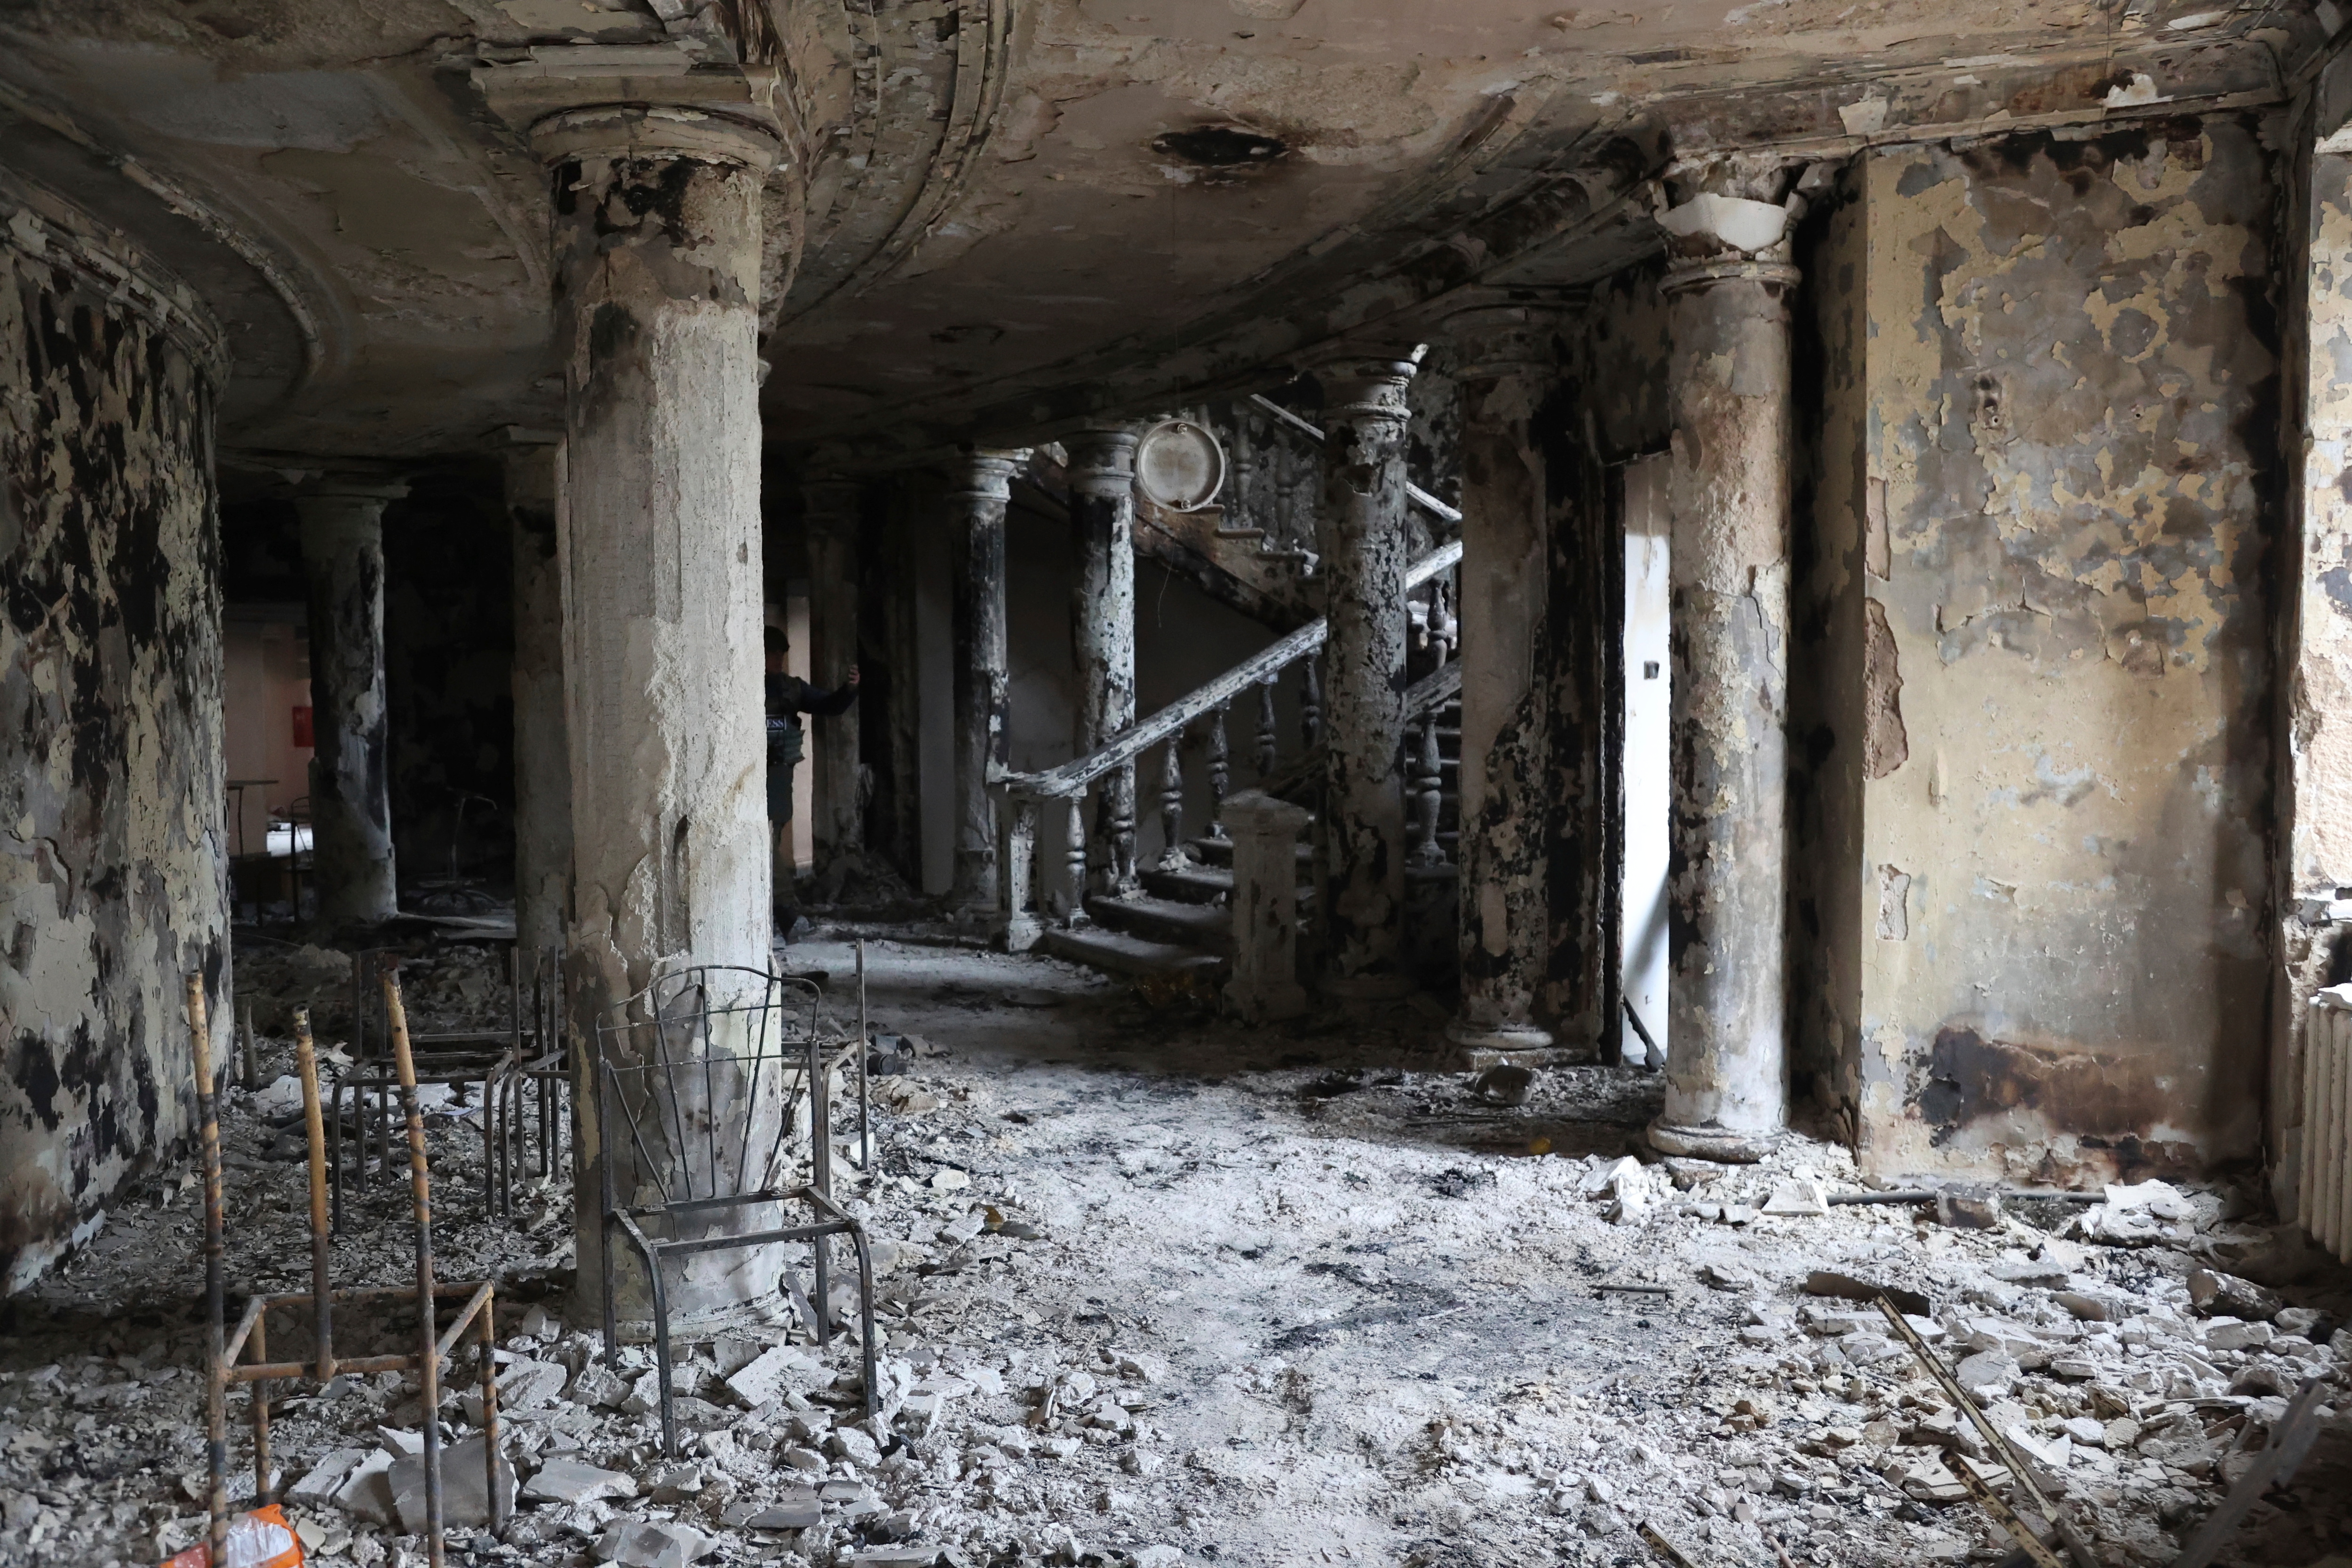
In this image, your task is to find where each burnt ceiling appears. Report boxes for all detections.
[0,0,2330,471]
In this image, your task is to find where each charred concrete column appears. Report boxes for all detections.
[534,105,784,1332]
[1650,163,1800,1162]
[1311,347,1421,1000]
[804,478,864,874]
[296,479,406,927]
[950,448,1028,915]
[505,432,571,958]
[1438,296,1570,1061]
[1066,425,1140,897]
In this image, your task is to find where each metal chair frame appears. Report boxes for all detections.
[333,946,567,1229]
[594,963,876,1457]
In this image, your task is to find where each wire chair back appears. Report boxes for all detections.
[594,965,821,1215]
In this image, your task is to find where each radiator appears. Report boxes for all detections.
[2309,985,2352,1264]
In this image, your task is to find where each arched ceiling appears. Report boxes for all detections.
[0,0,2324,470]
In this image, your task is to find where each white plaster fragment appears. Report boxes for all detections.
[1658,193,1788,254]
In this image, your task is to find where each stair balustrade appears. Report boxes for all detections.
[991,540,1462,949]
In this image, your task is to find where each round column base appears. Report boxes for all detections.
[1443,1018,1555,1053]
[1647,1116,1779,1164]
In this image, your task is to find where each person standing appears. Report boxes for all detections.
[766,624,858,938]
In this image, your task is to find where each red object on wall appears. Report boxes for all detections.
[291,706,313,747]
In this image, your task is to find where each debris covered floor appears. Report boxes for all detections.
[3,937,2350,1568]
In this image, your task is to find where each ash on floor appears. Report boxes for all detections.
[4,935,2349,1568]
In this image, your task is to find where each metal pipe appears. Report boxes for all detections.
[250,1311,272,1503]
[1246,392,1462,523]
[294,1009,334,1381]
[383,962,446,1567]
[188,973,228,1568]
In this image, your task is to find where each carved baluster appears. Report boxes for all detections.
[1107,762,1139,894]
[1409,711,1447,868]
[1301,658,1323,752]
[1156,735,1187,870]
[1206,702,1230,840]
[1255,677,1279,779]
[1064,792,1090,923]
[1428,579,1457,667]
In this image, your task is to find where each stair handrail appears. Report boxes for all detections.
[1246,394,1463,525]
[1251,658,1460,804]
[997,538,1462,802]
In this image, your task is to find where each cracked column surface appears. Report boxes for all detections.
[1312,349,1420,1000]
[1439,298,1571,1059]
[950,449,1026,916]
[539,106,784,1332]
[506,435,571,959]
[804,478,863,876]
[1651,167,1799,1162]
[296,480,405,928]
[1065,426,1140,898]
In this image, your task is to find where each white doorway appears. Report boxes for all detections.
[1621,456,1670,1066]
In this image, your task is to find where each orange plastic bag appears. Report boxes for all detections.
[158,1504,304,1568]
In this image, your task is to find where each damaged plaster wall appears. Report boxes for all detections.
[1835,123,2277,1184]
[0,175,227,1291]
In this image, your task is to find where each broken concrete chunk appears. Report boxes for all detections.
[283,1447,368,1508]
[726,1344,827,1408]
[332,1449,398,1526]
[1953,1351,2019,1397]
[745,1497,822,1530]
[569,1363,631,1408]
[2053,1291,2117,1322]
[1762,1178,1828,1218]
[827,1425,882,1467]
[520,1457,635,1505]
[390,1434,516,1534]
[2203,1318,2275,1351]
[1934,1187,2000,1229]
[596,1519,714,1568]
[2187,1267,2281,1321]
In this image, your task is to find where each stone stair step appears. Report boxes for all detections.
[1141,862,1232,904]
[1084,893,1233,955]
[1035,926,1225,979]
[1185,835,1311,869]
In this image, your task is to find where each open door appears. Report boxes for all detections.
[1620,455,1670,1067]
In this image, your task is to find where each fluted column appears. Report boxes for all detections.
[804,478,864,874]
[537,104,784,1330]
[296,478,406,927]
[505,432,571,957]
[1066,425,1141,898]
[1311,347,1420,1000]
[1437,295,1572,1060]
[950,448,1028,915]
[1650,165,1801,1162]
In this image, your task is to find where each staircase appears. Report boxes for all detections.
[1002,536,1467,984]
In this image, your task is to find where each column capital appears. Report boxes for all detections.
[1655,156,1835,290]
[950,447,1032,503]
[1063,425,1140,499]
[1304,342,1423,423]
[473,46,788,170]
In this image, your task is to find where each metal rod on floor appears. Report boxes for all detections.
[294,1008,334,1382]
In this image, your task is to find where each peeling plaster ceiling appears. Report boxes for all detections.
[0,0,2328,468]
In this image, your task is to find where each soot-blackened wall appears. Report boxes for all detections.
[0,178,227,1291]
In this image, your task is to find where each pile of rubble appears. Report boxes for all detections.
[3,936,2350,1568]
